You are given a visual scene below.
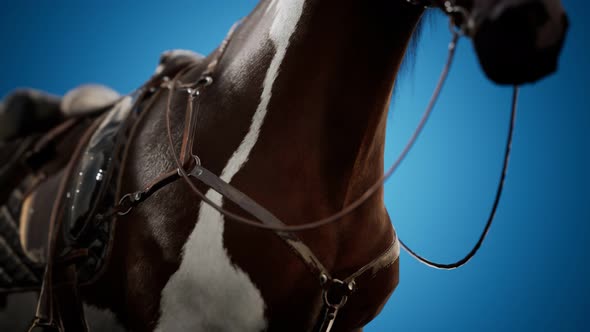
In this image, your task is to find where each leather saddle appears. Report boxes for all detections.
[0,50,204,284]
[0,49,204,331]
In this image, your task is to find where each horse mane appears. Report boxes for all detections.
[399,10,434,82]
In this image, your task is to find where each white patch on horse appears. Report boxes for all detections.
[265,0,278,15]
[155,0,306,331]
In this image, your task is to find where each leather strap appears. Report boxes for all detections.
[30,116,102,332]
[344,237,400,285]
[189,164,330,277]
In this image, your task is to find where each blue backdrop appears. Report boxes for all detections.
[1,1,588,331]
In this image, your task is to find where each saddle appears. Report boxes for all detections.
[0,50,204,330]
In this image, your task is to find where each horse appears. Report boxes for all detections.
[0,0,568,331]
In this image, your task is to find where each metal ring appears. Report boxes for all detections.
[323,290,348,310]
[117,193,134,216]
[444,1,471,36]
[192,155,202,166]
[322,279,351,309]
[319,273,329,285]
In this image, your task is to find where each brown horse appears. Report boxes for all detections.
[0,0,568,331]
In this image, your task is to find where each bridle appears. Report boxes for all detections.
[109,0,519,270]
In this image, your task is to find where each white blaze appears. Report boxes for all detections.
[155,0,306,331]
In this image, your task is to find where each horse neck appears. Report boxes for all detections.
[218,0,424,222]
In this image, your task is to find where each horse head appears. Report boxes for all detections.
[432,0,568,84]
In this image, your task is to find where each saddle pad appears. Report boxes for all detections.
[0,176,44,291]
[19,170,65,265]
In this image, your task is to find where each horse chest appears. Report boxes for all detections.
[155,190,268,332]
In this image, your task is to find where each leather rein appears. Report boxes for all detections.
[108,0,518,270]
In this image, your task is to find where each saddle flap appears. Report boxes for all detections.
[20,170,64,265]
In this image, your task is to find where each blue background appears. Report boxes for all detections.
[1,1,588,331]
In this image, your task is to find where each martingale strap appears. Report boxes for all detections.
[189,164,330,276]
[186,163,400,332]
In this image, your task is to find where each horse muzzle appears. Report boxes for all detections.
[471,0,569,85]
